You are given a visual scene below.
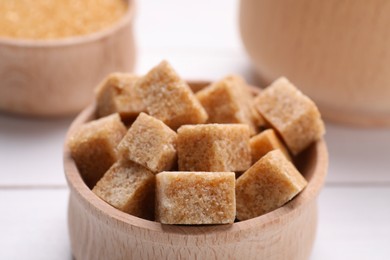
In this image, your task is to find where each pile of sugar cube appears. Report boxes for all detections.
[68,60,325,224]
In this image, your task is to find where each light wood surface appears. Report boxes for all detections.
[240,0,390,126]
[63,83,328,259]
[2,187,390,260]
[0,0,389,259]
[0,0,135,117]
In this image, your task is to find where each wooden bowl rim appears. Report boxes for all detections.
[0,0,135,47]
[63,80,328,237]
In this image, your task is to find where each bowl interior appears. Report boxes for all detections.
[63,81,328,235]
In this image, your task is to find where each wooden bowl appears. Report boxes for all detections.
[0,0,135,117]
[239,0,390,127]
[63,82,328,260]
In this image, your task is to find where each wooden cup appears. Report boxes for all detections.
[63,81,328,260]
[0,0,135,117]
[240,0,390,127]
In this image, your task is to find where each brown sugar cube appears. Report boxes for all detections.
[250,129,291,164]
[236,149,307,221]
[196,75,263,135]
[177,124,251,172]
[254,77,325,155]
[92,161,155,220]
[67,113,127,188]
[252,108,266,131]
[117,112,177,173]
[135,60,208,130]
[156,171,236,224]
[95,73,146,122]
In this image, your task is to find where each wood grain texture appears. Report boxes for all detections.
[0,0,135,117]
[63,82,328,260]
[240,0,390,127]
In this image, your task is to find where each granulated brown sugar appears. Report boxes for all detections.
[0,0,127,40]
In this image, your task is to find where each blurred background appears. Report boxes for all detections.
[0,0,389,259]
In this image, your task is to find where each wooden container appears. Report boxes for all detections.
[0,0,135,117]
[63,81,328,260]
[239,0,390,127]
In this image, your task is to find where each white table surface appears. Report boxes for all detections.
[1,1,390,259]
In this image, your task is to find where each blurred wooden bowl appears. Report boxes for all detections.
[0,0,135,117]
[63,81,328,260]
[240,0,390,127]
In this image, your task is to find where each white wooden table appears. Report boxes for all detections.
[1,1,389,259]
